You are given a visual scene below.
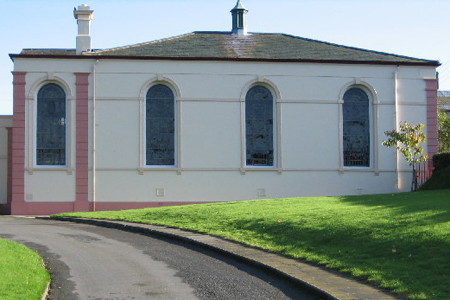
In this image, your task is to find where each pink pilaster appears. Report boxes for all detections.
[10,72,27,215]
[425,79,438,169]
[74,73,91,212]
[5,127,12,214]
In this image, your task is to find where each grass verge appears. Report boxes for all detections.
[0,238,50,300]
[55,189,450,300]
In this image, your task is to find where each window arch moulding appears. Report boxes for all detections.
[239,77,283,174]
[27,76,74,175]
[138,76,182,175]
[338,79,380,175]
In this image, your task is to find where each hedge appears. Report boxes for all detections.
[433,152,450,171]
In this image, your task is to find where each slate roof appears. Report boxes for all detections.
[438,91,450,98]
[15,31,439,66]
[19,49,76,56]
[438,91,450,110]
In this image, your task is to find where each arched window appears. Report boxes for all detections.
[146,84,175,166]
[343,87,370,167]
[36,83,67,165]
[245,85,274,166]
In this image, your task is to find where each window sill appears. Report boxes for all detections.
[139,167,181,175]
[28,167,73,175]
[241,167,282,175]
[339,167,380,176]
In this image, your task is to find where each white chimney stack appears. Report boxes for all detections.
[74,4,94,55]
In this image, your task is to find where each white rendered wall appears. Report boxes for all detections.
[13,58,436,204]
[0,116,12,206]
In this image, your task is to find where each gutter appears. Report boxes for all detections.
[9,53,441,67]
[92,60,99,211]
[394,67,401,191]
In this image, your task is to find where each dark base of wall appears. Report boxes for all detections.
[8,201,208,215]
[0,204,8,215]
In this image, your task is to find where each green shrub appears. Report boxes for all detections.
[421,166,450,190]
[433,152,450,171]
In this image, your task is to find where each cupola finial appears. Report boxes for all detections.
[231,0,248,35]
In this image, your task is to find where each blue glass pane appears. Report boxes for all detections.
[343,88,370,167]
[246,86,274,166]
[36,83,66,165]
[146,84,175,165]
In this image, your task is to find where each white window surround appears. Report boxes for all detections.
[138,76,182,175]
[338,79,380,175]
[239,77,282,174]
[27,76,74,175]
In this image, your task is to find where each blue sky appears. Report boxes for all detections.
[1,0,450,115]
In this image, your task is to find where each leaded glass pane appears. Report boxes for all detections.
[343,88,370,167]
[146,84,175,166]
[36,83,66,165]
[246,86,274,166]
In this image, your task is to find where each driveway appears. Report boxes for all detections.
[0,216,321,300]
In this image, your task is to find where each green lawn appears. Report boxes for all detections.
[55,189,450,300]
[0,238,50,300]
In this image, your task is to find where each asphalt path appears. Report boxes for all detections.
[0,216,322,300]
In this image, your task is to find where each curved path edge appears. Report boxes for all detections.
[47,217,403,300]
[41,280,50,300]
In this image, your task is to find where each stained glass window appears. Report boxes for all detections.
[343,87,370,167]
[246,85,274,166]
[146,84,175,166]
[36,83,66,165]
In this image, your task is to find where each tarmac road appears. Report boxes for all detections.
[0,216,322,300]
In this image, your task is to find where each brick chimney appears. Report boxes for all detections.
[73,4,94,55]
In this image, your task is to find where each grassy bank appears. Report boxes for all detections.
[0,238,50,300]
[420,167,450,190]
[56,189,450,300]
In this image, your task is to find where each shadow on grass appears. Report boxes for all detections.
[227,218,449,299]
[337,190,450,214]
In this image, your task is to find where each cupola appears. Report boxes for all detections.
[231,0,248,35]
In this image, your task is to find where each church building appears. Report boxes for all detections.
[1,1,439,214]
